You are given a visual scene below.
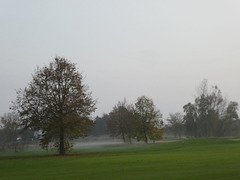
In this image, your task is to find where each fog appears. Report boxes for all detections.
[0,135,152,153]
[73,136,127,150]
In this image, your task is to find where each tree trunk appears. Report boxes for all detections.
[144,129,148,144]
[144,134,148,144]
[122,132,126,143]
[128,137,132,144]
[59,127,65,155]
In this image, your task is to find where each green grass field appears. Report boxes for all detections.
[1,138,240,180]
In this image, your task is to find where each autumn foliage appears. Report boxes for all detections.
[11,57,96,155]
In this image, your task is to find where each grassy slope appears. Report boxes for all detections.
[0,139,240,180]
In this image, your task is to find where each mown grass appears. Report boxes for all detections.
[1,138,240,180]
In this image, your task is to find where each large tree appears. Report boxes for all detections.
[134,96,163,143]
[11,57,96,155]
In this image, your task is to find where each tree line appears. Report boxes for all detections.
[1,57,239,155]
[93,79,240,141]
[165,79,239,138]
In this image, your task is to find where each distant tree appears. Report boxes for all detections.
[11,57,96,155]
[225,101,239,121]
[183,103,197,137]
[166,112,184,138]
[1,113,20,143]
[0,113,22,152]
[0,117,2,129]
[183,79,239,138]
[0,129,4,151]
[195,83,224,137]
[91,114,109,136]
[134,96,163,143]
[107,100,135,143]
[219,101,239,136]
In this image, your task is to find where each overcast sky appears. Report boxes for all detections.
[1,0,240,118]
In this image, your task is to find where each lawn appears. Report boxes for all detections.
[0,138,240,180]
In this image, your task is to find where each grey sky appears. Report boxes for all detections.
[1,0,240,118]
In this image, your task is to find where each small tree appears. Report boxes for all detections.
[11,57,96,155]
[134,96,163,143]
